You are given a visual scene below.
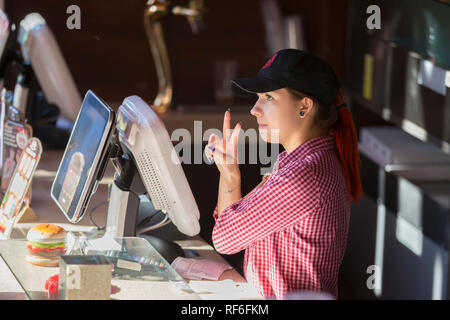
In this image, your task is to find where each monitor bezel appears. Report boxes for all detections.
[50,90,115,223]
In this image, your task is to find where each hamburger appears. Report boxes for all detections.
[26,224,67,267]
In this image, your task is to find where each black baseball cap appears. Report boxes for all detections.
[231,49,339,106]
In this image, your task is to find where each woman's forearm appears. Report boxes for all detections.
[217,171,242,218]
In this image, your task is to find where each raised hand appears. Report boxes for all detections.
[204,109,242,176]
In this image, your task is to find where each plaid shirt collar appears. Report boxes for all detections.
[276,135,336,171]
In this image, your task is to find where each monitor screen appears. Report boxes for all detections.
[51,90,114,223]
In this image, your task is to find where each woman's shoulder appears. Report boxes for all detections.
[283,148,344,185]
[274,159,316,184]
[299,147,340,170]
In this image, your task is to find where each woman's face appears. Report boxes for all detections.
[250,88,301,144]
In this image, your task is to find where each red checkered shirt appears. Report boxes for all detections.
[212,135,351,299]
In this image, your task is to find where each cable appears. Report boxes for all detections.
[136,212,171,235]
[88,200,108,231]
[137,209,163,227]
[136,216,170,235]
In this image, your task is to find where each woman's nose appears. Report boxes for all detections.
[250,99,262,117]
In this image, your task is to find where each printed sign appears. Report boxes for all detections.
[1,120,32,192]
[0,137,42,239]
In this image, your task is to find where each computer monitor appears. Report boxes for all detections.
[51,90,115,223]
[114,95,200,237]
[17,13,82,122]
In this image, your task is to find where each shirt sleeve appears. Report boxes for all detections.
[212,163,320,255]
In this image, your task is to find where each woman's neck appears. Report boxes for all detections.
[282,127,327,154]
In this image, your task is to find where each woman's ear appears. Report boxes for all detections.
[298,97,314,118]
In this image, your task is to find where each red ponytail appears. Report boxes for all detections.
[329,89,362,203]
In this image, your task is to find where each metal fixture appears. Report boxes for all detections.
[143,0,205,115]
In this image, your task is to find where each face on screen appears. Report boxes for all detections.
[51,91,113,223]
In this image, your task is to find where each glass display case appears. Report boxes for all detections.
[0,236,200,300]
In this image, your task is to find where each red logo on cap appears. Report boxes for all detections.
[262,53,277,69]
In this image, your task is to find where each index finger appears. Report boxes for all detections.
[223,108,231,141]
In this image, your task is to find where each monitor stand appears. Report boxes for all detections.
[104,148,185,264]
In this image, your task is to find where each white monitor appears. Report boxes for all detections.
[17,13,82,122]
[115,96,200,237]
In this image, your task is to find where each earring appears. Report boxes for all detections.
[299,111,305,117]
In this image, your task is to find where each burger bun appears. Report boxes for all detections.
[25,254,60,267]
[27,224,67,243]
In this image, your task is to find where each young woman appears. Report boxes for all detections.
[204,49,362,300]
